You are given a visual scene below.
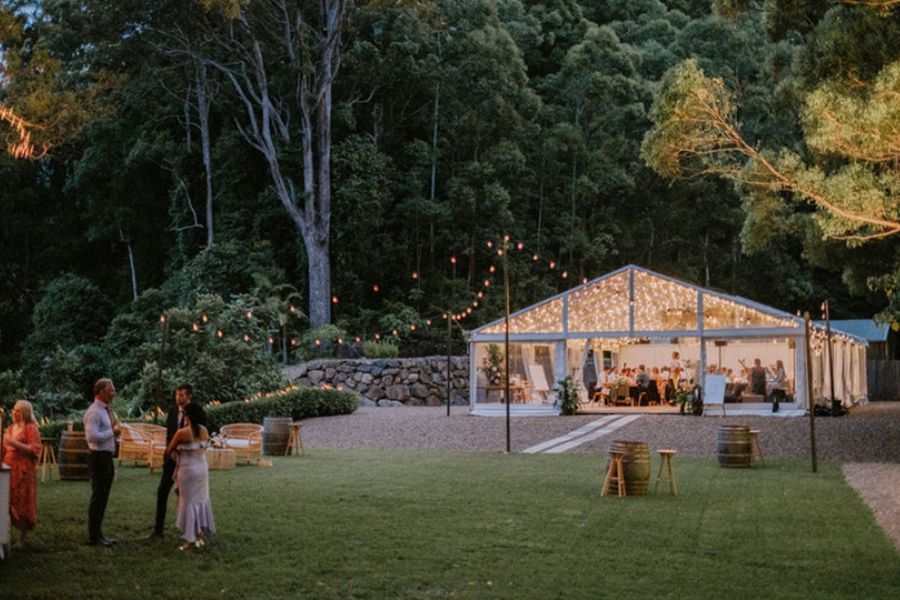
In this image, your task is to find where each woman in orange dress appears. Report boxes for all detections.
[2,400,42,547]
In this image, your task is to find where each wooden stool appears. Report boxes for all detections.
[601,450,627,496]
[38,438,59,483]
[654,449,677,496]
[749,429,764,465]
[285,422,305,456]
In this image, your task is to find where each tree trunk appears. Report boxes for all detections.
[195,61,214,246]
[119,227,139,301]
[305,234,332,329]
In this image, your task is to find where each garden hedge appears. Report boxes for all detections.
[204,387,359,432]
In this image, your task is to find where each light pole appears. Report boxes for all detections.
[821,300,838,415]
[804,312,818,473]
[500,236,511,453]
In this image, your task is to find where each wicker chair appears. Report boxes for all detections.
[219,423,263,464]
[118,424,166,468]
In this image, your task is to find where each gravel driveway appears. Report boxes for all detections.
[301,401,900,550]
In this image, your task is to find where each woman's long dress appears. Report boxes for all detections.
[174,440,215,543]
[3,423,41,531]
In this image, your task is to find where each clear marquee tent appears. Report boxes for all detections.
[467,265,868,416]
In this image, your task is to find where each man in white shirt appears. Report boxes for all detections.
[84,378,120,547]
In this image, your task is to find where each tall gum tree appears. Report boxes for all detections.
[183,0,352,327]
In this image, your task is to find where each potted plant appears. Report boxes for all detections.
[555,376,581,416]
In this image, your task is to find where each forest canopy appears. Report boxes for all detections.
[1,0,896,417]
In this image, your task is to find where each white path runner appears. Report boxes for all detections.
[522,414,642,454]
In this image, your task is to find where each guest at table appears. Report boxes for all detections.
[767,359,787,413]
[2,400,42,548]
[749,358,767,396]
[652,367,667,402]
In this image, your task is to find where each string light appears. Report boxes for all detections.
[246,311,253,320]
[243,334,250,342]
[192,323,200,332]
[450,256,457,265]
[202,314,209,323]
[217,329,223,338]
[486,241,493,249]
[314,339,321,346]
[412,271,418,280]
[516,242,524,250]
[372,284,380,293]
[0,103,47,159]
[160,315,166,324]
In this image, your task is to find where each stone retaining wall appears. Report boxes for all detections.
[283,356,470,407]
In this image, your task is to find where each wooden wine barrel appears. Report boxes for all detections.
[263,416,292,456]
[606,440,651,496]
[58,431,90,481]
[716,424,752,468]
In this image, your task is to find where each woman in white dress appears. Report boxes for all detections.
[166,402,215,550]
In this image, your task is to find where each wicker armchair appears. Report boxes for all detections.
[219,423,263,464]
[118,424,166,468]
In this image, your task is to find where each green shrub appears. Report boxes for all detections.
[0,369,25,416]
[205,386,359,431]
[38,419,85,440]
[362,340,399,358]
[298,324,348,360]
[21,273,113,393]
[554,376,582,416]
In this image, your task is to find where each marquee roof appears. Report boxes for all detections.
[468,265,866,345]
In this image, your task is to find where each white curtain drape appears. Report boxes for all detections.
[521,344,535,381]
[567,341,590,402]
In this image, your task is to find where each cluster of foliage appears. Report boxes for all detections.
[480,343,505,386]
[204,386,359,432]
[642,0,900,327]
[554,375,581,416]
[2,0,896,421]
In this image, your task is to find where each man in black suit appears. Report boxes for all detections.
[153,383,204,537]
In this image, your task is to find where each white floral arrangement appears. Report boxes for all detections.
[208,432,229,449]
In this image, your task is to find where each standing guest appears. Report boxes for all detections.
[2,400,41,548]
[154,383,204,538]
[166,401,215,551]
[749,359,767,396]
[669,351,683,388]
[84,378,121,547]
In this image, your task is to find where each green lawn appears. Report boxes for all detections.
[3,451,898,599]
